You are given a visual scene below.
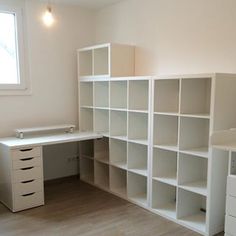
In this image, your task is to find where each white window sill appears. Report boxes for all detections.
[0,85,32,96]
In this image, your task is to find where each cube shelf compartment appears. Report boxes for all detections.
[152,180,177,219]
[80,157,94,183]
[80,108,93,131]
[128,171,147,206]
[110,110,127,138]
[179,117,210,158]
[154,79,179,114]
[110,166,127,197]
[110,81,127,109]
[178,189,206,234]
[95,161,109,190]
[78,43,135,78]
[153,114,179,151]
[180,78,211,117]
[129,80,149,111]
[178,153,208,196]
[94,109,109,134]
[152,148,177,186]
[109,139,127,169]
[78,50,93,76]
[128,142,148,176]
[79,140,94,159]
[95,138,109,164]
[128,112,148,144]
[94,82,109,108]
[80,82,93,107]
[93,47,109,76]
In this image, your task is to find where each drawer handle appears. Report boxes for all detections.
[22,192,35,197]
[20,157,34,161]
[21,167,34,170]
[20,148,33,152]
[21,179,35,184]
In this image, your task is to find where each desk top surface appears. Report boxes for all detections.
[0,131,103,149]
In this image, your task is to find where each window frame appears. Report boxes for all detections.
[0,4,30,95]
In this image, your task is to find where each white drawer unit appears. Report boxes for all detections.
[0,145,44,212]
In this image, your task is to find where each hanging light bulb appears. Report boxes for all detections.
[42,5,55,27]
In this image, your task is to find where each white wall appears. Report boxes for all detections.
[95,0,236,75]
[0,0,95,179]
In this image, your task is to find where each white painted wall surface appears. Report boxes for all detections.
[95,0,236,75]
[0,0,95,179]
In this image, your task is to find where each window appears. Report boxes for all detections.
[0,4,29,94]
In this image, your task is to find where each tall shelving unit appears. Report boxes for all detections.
[78,44,236,236]
[151,74,236,236]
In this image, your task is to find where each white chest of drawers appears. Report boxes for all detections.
[225,175,236,236]
[0,146,44,212]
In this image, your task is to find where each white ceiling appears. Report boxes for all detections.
[54,0,123,9]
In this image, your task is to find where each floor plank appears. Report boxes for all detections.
[0,177,224,236]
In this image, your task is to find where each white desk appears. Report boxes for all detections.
[0,131,102,212]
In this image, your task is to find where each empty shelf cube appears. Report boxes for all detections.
[178,189,206,234]
[94,81,109,108]
[153,114,179,150]
[94,47,109,76]
[110,166,127,197]
[154,79,179,113]
[128,172,147,207]
[180,78,211,116]
[110,81,127,109]
[129,80,149,111]
[153,148,177,186]
[110,110,127,138]
[94,109,109,134]
[178,153,208,196]
[79,140,94,159]
[128,142,148,176]
[152,180,177,219]
[80,157,94,183]
[95,161,109,190]
[94,138,109,164]
[80,82,93,107]
[78,50,92,76]
[109,139,127,169]
[179,117,209,157]
[128,112,148,143]
[80,108,93,131]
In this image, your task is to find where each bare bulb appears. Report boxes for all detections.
[42,7,54,27]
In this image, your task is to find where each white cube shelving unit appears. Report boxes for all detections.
[78,43,135,78]
[78,45,236,236]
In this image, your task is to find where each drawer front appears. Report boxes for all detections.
[13,179,44,195]
[227,176,236,197]
[12,167,43,183]
[226,196,236,217]
[14,191,44,212]
[12,147,41,160]
[225,215,236,236]
[12,156,42,170]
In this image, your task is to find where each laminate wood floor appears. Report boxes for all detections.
[0,177,224,236]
